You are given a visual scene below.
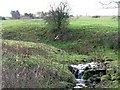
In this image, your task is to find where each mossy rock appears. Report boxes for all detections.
[107,68,116,75]
[109,80,120,88]
[89,77,97,82]
[115,73,120,82]
[111,75,117,81]
[101,75,111,82]
[83,70,91,80]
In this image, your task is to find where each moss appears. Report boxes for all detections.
[101,75,111,82]
[107,68,116,75]
[110,80,120,88]
[115,72,120,82]
[83,70,91,80]
[111,75,117,81]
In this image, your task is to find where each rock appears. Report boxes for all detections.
[84,66,91,70]
[101,75,111,82]
[68,61,107,88]
[81,59,87,63]
[74,85,83,88]
[107,68,115,75]
[74,69,79,78]
[106,58,114,61]
[76,83,86,87]
[68,65,74,73]
[83,70,91,80]
[76,79,85,83]
[111,75,116,81]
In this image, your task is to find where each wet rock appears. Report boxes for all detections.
[83,70,91,80]
[81,59,87,63]
[74,85,83,88]
[68,65,74,73]
[68,62,107,88]
[68,65,79,78]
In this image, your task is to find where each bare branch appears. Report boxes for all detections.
[99,1,120,9]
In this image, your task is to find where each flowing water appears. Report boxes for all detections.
[69,62,103,88]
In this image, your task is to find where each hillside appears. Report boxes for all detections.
[2,40,77,88]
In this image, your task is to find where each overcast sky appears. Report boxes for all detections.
[0,0,118,17]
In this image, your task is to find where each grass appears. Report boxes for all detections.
[2,39,89,64]
[2,16,119,88]
[3,55,76,88]
[2,17,118,31]
[2,19,46,28]
[2,39,77,88]
[69,16,118,27]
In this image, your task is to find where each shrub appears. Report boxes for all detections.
[92,16,100,18]
[45,1,70,33]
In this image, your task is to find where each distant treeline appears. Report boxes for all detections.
[0,16,6,20]
[0,10,118,20]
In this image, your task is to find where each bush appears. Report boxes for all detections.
[45,1,70,33]
[92,16,100,18]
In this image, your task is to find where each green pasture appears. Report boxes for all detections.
[2,16,118,31]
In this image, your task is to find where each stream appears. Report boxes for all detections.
[68,62,106,88]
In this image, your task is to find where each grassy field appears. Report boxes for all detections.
[1,16,120,88]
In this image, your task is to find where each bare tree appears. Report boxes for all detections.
[99,1,120,9]
[46,1,70,33]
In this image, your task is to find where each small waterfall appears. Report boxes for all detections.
[68,62,105,88]
[74,69,86,88]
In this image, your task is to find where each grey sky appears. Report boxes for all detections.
[0,0,118,16]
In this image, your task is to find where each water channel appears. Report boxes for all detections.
[68,62,106,88]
